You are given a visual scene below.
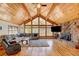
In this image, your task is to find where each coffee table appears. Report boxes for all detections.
[21,37,30,46]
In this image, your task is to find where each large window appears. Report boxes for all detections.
[8,25,18,35]
[40,28,45,36]
[25,26,31,33]
[25,17,53,38]
[47,26,52,36]
[32,26,38,33]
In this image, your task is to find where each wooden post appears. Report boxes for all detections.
[24,23,25,33]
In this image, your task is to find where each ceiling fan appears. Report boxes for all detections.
[32,3,47,8]
[41,3,47,6]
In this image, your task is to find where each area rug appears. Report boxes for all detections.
[29,40,49,47]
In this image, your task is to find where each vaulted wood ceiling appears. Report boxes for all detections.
[0,3,79,25]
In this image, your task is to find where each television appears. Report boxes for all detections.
[51,26,61,32]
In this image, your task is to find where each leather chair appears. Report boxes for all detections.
[2,39,21,55]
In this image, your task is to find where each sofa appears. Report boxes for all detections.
[17,33,31,37]
[2,39,21,55]
[17,33,39,40]
[60,32,71,41]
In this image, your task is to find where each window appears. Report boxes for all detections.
[8,25,18,35]
[25,17,53,38]
[47,26,52,36]
[40,28,45,36]
[25,26,31,33]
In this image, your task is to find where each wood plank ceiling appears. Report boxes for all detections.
[0,3,79,25]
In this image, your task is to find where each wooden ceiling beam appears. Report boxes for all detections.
[24,14,38,24]
[39,3,58,25]
[19,14,38,25]
[1,4,16,16]
[46,3,58,18]
[0,19,18,25]
[40,14,58,25]
[21,3,31,18]
[20,3,32,24]
[37,4,41,17]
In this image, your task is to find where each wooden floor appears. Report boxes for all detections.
[0,39,79,56]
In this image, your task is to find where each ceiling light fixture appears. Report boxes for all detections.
[37,4,41,8]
